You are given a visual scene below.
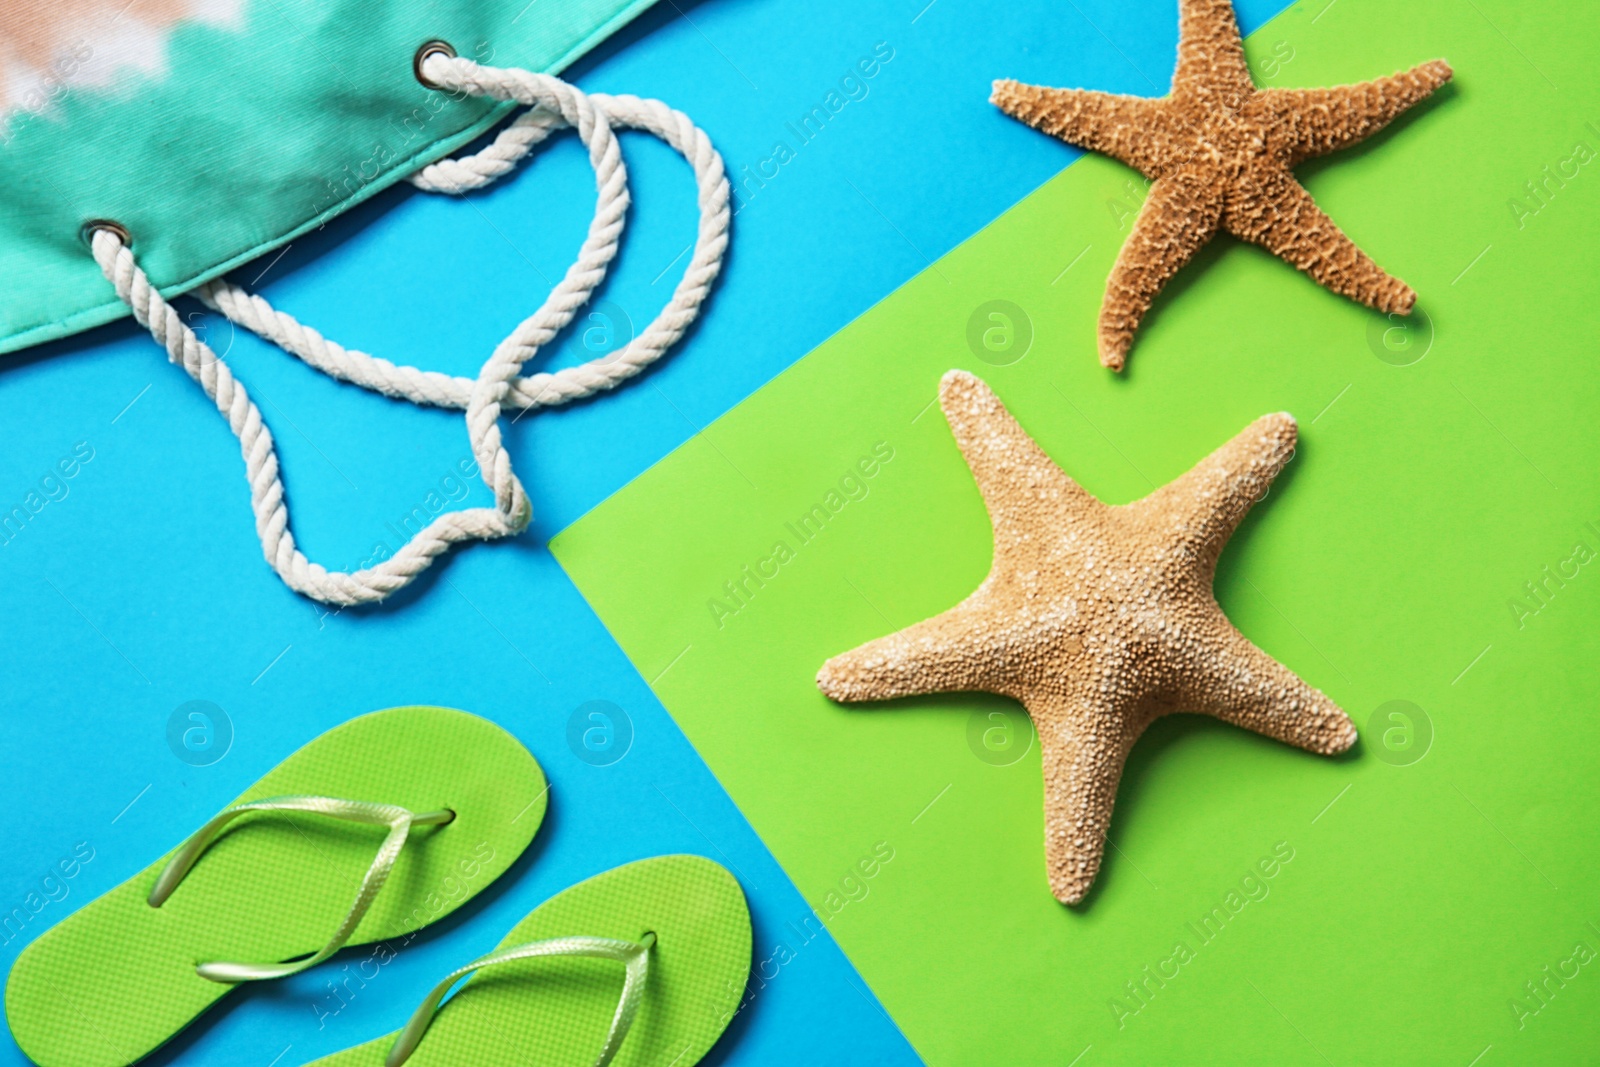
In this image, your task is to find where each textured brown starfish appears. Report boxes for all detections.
[992,0,1452,371]
[816,371,1356,904]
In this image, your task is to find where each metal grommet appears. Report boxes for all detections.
[80,218,130,248]
[413,39,457,90]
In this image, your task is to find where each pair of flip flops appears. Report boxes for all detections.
[5,707,752,1067]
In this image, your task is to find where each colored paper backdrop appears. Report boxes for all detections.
[5,0,1325,1063]
[554,0,1600,1062]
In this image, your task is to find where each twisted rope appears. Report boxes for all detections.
[94,55,729,605]
[407,103,565,195]
[198,58,730,413]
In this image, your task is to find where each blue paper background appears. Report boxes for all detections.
[0,0,1291,1062]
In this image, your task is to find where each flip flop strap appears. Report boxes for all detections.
[385,932,657,1067]
[146,795,455,983]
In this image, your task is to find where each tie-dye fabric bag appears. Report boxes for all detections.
[0,0,729,604]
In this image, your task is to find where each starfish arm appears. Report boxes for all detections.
[1030,691,1141,905]
[1252,60,1452,163]
[1223,169,1416,314]
[938,370,1101,525]
[1098,168,1225,370]
[1171,0,1255,110]
[990,81,1174,176]
[1173,619,1357,755]
[1133,411,1297,571]
[816,599,1005,702]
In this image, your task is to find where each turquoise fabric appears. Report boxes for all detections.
[0,0,657,354]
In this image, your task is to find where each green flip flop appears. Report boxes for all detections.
[308,855,752,1067]
[5,706,548,1067]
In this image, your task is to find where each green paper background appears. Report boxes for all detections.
[554,0,1600,1062]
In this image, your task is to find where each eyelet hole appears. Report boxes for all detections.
[413,40,457,90]
[80,218,129,248]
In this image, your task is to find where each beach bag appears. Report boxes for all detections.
[0,0,729,604]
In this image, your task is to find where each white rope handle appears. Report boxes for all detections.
[93,227,528,605]
[407,103,565,195]
[197,58,731,413]
[92,55,729,606]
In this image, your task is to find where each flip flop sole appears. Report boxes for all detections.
[310,855,752,1067]
[6,706,547,1067]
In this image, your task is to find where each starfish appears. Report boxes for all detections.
[991,0,1452,371]
[816,371,1356,904]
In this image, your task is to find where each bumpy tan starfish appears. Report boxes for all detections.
[992,0,1452,371]
[817,371,1356,904]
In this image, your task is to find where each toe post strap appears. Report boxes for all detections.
[386,932,657,1067]
[147,795,454,983]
